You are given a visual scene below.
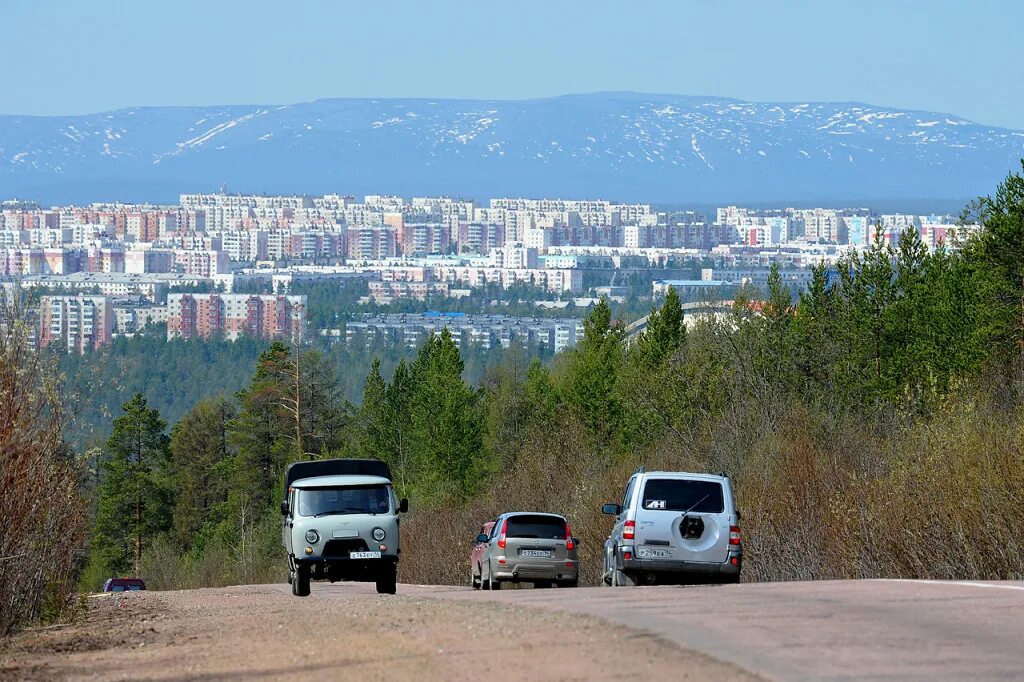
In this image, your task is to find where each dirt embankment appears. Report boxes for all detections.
[0,584,752,681]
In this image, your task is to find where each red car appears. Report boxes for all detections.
[470,521,495,589]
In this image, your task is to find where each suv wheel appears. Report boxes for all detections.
[471,566,481,590]
[611,568,635,587]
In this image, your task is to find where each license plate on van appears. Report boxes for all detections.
[520,549,551,558]
[637,547,673,559]
[349,551,381,559]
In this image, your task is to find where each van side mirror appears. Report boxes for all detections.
[475,533,489,543]
[399,498,409,514]
[601,503,621,516]
[280,499,289,516]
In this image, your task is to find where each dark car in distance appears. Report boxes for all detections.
[103,577,146,592]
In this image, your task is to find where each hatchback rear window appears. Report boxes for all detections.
[506,515,567,539]
[640,479,725,513]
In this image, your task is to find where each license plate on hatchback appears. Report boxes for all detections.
[520,549,551,558]
[349,551,381,559]
[637,547,673,559]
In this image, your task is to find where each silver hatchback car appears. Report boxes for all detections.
[473,512,580,589]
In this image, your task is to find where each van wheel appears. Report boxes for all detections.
[292,566,310,597]
[612,568,635,587]
[376,567,397,595]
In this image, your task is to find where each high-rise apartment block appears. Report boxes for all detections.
[38,294,113,353]
[166,293,307,341]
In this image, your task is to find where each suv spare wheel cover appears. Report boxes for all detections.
[680,515,705,539]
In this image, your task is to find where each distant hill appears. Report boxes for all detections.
[1,92,1022,205]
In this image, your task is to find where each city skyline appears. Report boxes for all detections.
[1,0,1022,128]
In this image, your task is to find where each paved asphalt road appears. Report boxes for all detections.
[303,579,1024,681]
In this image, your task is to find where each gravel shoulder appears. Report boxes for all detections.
[0,584,759,681]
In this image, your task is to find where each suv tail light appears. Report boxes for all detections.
[496,519,508,549]
[565,522,575,551]
[623,520,636,540]
[729,525,741,545]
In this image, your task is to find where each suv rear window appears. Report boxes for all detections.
[506,515,567,539]
[640,479,725,513]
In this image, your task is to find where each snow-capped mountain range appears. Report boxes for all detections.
[1,92,1022,205]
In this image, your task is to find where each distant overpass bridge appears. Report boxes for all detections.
[623,301,735,344]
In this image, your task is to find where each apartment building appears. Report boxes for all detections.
[38,294,113,354]
[346,226,398,260]
[339,312,583,352]
[166,293,307,341]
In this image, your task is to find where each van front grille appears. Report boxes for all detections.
[323,539,369,556]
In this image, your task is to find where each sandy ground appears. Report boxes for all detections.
[0,583,758,681]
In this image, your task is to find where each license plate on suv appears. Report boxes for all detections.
[637,547,673,559]
[520,549,551,558]
[349,551,381,559]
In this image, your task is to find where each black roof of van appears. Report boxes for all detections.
[283,458,392,497]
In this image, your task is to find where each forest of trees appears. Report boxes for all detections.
[58,329,536,449]
[6,166,1024,634]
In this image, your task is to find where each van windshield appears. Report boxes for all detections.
[506,515,567,539]
[640,479,725,513]
[298,485,390,517]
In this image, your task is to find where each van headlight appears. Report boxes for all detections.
[372,527,386,541]
[305,530,320,544]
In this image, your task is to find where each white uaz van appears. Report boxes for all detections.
[282,458,408,596]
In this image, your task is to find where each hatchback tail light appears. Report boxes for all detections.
[623,520,636,540]
[729,525,741,545]
[565,522,575,551]
[496,519,508,549]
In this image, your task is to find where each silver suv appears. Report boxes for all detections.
[474,512,580,589]
[281,458,408,596]
[602,469,741,586]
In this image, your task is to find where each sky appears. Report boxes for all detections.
[2,0,1022,128]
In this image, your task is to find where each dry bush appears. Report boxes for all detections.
[140,515,285,590]
[0,293,87,634]
[404,382,1024,587]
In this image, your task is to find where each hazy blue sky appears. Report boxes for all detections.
[2,0,1021,127]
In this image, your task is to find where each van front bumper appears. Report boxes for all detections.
[292,554,398,581]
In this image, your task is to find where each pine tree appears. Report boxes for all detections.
[961,162,1024,373]
[92,393,172,576]
[168,396,236,548]
[407,328,484,503]
[563,299,624,443]
[358,359,390,462]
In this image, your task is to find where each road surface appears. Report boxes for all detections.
[3,579,1022,680]
[311,579,1024,681]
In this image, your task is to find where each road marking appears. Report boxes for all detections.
[874,578,1024,592]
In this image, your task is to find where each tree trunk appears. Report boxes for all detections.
[135,495,142,577]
